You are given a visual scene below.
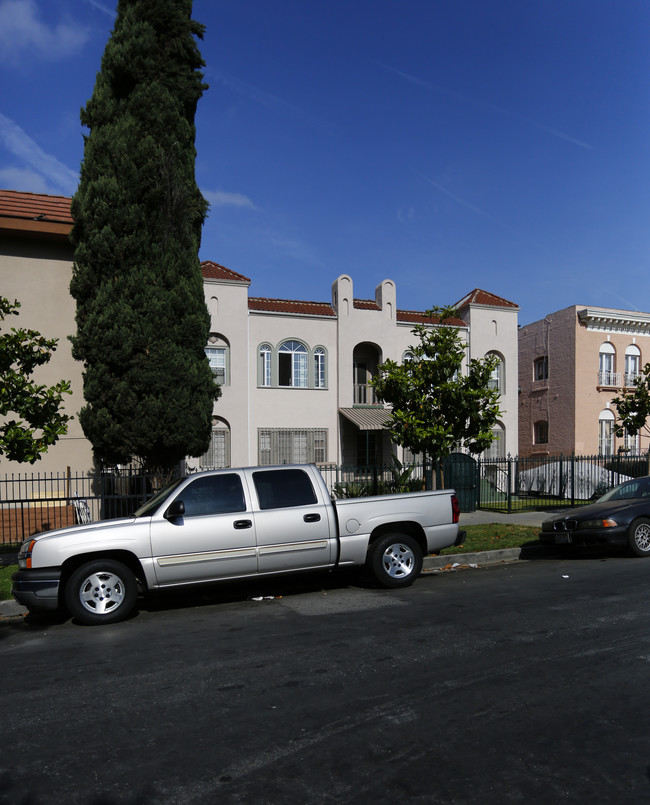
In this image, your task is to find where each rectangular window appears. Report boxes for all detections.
[534,421,548,445]
[534,356,548,381]
[257,429,328,465]
[206,347,227,385]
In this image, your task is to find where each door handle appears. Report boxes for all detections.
[233,519,253,529]
[303,513,321,523]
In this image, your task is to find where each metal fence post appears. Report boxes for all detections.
[507,456,513,513]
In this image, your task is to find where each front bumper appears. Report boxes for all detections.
[11,568,62,612]
[539,526,628,547]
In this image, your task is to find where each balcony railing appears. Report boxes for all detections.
[353,383,380,405]
[598,371,640,388]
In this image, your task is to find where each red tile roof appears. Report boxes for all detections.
[397,310,466,327]
[201,260,251,283]
[354,299,381,311]
[0,189,73,223]
[248,297,336,316]
[454,288,518,310]
[0,189,73,241]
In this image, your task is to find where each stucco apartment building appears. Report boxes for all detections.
[1,189,520,475]
[519,304,650,458]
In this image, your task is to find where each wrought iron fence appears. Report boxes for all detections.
[0,468,162,546]
[2,453,649,545]
[472,453,650,513]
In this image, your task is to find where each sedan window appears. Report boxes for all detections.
[598,479,650,502]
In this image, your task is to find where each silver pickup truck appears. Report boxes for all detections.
[12,464,462,625]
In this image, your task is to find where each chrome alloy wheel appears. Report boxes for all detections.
[381,541,416,579]
[78,570,127,615]
[632,521,650,552]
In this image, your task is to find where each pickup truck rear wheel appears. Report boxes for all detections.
[64,560,137,625]
[369,533,423,588]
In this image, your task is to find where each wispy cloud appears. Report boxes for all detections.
[203,189,257,210]
[421,174,492,220]
[82,0,116,18]
[420,172,548,253]
[0,0,89,62]
[0,113,78,195]
[208,67,341,137]
[375,60,594,151]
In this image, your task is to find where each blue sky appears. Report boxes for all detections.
[1,0,648,325]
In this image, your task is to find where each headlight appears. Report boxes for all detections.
[17,539,36,569]
[579,519,618,529]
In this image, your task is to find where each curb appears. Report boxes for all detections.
[0,598,26,618]
[423,543,553,572]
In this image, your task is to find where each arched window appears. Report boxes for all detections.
[279,340,308,387]
[625,345,641,387]
[259,344,272,387]
[205,334,230,386]
[598,409,615,456]
[314,347,326,388]
[487,351,504,393]
[598,343,616,386]
[483,422,505,460]
[199,419,231,469]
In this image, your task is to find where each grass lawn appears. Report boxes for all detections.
[0,564,16,601]
[438,523,541,555]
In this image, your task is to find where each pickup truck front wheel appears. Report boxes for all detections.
[369,533,423,588]
[64,560,137,625]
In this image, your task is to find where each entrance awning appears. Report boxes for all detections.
[339,408,391,431]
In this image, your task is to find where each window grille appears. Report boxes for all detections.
[257,428,328,465]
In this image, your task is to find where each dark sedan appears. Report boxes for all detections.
[540,476,650,556]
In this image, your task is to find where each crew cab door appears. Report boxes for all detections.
[246,467,335,574]
[149,472,257,585]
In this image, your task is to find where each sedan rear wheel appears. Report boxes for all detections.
[628,517,650,558]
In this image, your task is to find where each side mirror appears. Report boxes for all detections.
[165,499,185,519]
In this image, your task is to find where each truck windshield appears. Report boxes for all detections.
[133,477,185,517]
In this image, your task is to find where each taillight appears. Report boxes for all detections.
[451,494,460,524]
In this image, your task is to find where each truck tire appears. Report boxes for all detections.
[368,533,423,588]
[64,560,137,625]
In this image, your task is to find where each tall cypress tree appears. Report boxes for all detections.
[70,0,218,476]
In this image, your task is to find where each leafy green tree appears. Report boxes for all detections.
[612,367,650,449]
[371,306,502,479]
[0,298,71,463]
[69,0,219,477]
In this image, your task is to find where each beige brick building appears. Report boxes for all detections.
[519,305,650,458]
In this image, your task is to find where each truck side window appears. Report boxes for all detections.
[178,474,246,516]
[252,469,318,510]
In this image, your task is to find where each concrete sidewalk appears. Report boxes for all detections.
[459,508,548,528]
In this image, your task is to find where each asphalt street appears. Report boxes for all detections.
[1,550,650,804]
